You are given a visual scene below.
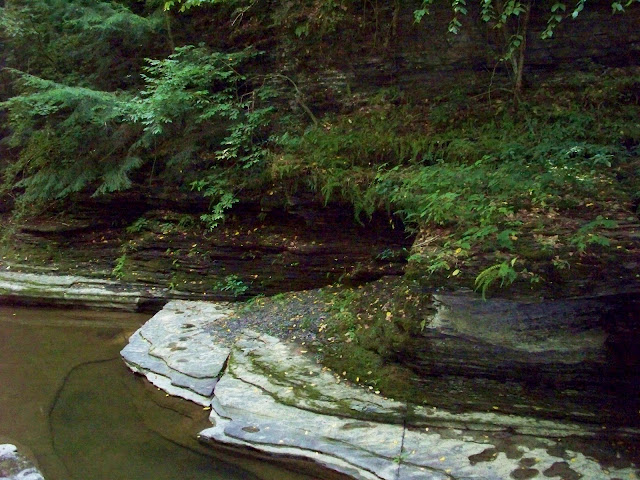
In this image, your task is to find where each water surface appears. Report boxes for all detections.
[0,306,314,480]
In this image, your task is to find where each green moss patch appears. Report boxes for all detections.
[313,277,434,403]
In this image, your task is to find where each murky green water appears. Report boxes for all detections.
[0,306,315,480]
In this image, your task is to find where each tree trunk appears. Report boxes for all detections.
[164,11,176,52]
[513,0,532,107]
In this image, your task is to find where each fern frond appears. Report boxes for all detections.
[474,264,502,300]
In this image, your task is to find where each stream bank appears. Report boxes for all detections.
[1,270,639,479]
[0,304,319,480]
[120,297,640,480]
[2,188,639,479]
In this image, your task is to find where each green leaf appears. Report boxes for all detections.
[414,9,428,22]
[497,229,518,250]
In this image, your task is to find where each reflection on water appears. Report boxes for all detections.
[0,306,314,480]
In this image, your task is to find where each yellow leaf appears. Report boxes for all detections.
[452,269,460,276]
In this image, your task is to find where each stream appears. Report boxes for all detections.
[0,305,315,480]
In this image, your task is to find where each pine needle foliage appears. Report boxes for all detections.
[1,44,275,224]
[0,0,162,89]
[131,45,268,153]
[1,71,140,207]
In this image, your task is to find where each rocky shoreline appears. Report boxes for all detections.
[2,271,639,479]
[122,299,639,480]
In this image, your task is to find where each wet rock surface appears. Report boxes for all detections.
[0,444,44,480]
[121,301,640,480]
[121,300,234,405]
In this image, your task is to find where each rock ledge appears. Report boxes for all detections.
[122,301,640,480]
[0,271,166,311]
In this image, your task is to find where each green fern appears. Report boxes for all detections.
[474,257,518,300]
[112,254,128,280]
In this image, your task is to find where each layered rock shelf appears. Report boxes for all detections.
[408,290,640,426]
[0,271,167,311]
[1,200,411,299]
[121,300,640,480]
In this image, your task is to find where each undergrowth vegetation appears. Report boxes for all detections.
[2,64,639,293]
[1,0,638,296]
[269,68,640,294]
[315,278,434,401]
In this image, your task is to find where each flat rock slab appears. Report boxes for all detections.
[121,300,234,405]
[0,271,166,311]
[121,302,640,480]
[0,444,44,480]
[199,331,640,480]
